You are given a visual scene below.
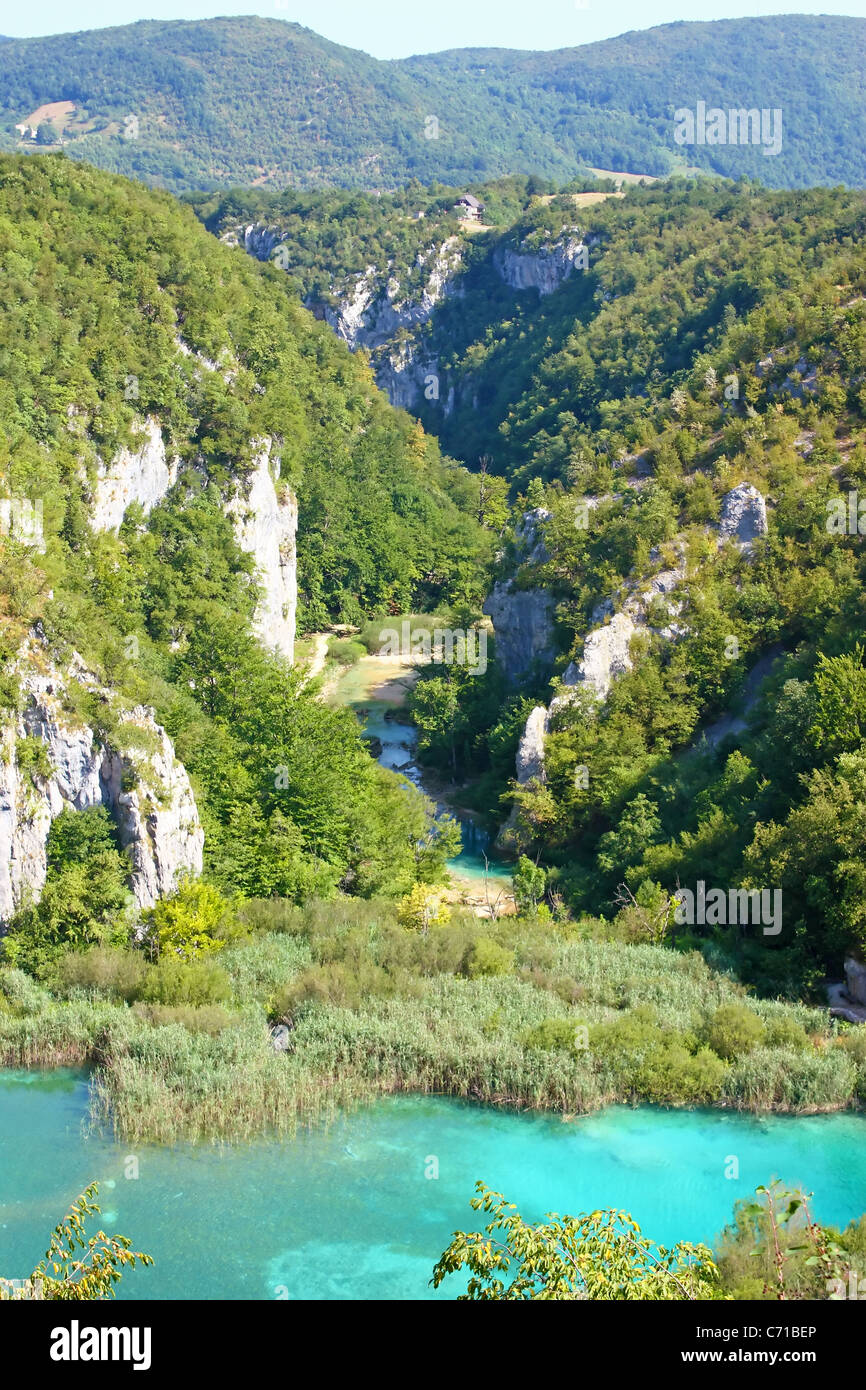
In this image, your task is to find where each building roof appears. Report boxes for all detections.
[457,194,484,210]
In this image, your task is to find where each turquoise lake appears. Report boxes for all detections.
[2,1069,865,1300]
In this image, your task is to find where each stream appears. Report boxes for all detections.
[330,654,514,910]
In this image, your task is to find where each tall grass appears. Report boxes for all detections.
[0,909,861,1144]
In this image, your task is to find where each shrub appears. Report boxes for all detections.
[139,957,231,1007]
[397,885,451,934]
[54,947,146,1002]
[764,1016,810,1050]
[592,1006,728,1105]
[524,1017,586,1054]
[269,960,399,1019]
[145,880,230,960]
[462,937,515,979]
[703,1004,767,1060]
[0,967,51,1016]
[327,637,365,666]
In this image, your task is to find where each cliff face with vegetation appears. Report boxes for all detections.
[0,155,488,931]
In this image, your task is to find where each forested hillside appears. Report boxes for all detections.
[383,178,866,997]
[0,153,486,921]
[0,15,864,192]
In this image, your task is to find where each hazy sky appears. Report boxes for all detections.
[4,2,865,56]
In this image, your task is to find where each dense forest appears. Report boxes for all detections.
[0,15,864,191]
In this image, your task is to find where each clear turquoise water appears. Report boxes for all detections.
[2,1070,865,1301]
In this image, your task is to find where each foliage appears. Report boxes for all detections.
[431,1183,721,1300]
[397,885,451,936]
[0,1184,152,1300]
[144,880,229,961]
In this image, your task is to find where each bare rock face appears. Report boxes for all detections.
[100,709,204,909]
[562,611,638,704]
[516,707,549,784]
[494,231,588,296]
[90,416,180,533]
[224,442,298,664]
[482,508,557,688]
[718,483,768,549]
[0,645,203,923]
[483,583,556,688]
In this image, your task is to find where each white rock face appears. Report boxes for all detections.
[0,646,204,923]
[100,708,205,909]
[495,232,588,296]
[91,416,179,533]
[718,483,768,549]
[516,707,549,785]
[237,224,464,409]
[225,443,298,664]
[559,611,639,705]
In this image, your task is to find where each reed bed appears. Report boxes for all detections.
[1,914,862,1144]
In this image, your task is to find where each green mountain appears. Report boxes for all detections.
[0,14,864,192]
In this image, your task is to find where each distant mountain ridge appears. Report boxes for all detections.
[0,14,863,191]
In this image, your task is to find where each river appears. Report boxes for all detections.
[3,1071,866,1300]
[329,653,514,912]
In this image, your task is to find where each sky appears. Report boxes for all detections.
[3,1,865,56]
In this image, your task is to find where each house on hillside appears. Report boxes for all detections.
[455,194,485,222]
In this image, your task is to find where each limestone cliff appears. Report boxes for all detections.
[234,224,464,411]
[494,229,589,296]
[0,641,203,923]
[483,509,556,687]
[90,417,298,665]
[225,442,298,664]
[508,485,769,797]
[90,416,180,533]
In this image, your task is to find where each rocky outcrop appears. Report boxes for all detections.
[718,483,768,549]
[225,443,297,664]
[482,509,557,688]
[495,230,588,296]
[90,416,180,533]
[511,555,688,790]
[508,482,769,790]
[318,239,465,354]
[0,643,203,923]
[557,611,639,706]
[377,343,441,413]
[483,585,555,689]
[235,223,465,410]
[516,707,549,785]
[845,958,866,1007]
